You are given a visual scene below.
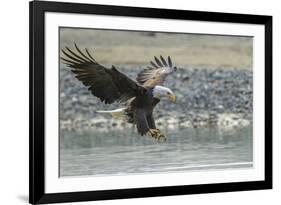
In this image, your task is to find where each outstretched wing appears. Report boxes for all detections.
[136,56,176,87]
[61,44,145,104]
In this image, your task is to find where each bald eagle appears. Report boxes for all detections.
[61,44,177,141]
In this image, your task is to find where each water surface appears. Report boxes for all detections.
[60,126,252,177]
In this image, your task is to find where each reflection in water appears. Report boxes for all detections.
[60,126,252,177]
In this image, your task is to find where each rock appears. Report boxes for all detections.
[217,113,250,128]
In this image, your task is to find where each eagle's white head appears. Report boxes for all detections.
[153,85,176,102]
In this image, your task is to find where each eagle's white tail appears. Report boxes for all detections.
[96,108,126,119]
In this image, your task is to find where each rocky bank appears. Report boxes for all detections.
[59,65,252,131]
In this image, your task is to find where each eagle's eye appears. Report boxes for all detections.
[166,92,170,95]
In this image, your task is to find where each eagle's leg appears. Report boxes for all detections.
[147,113,162,140]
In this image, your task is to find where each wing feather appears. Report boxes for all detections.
[85,48,97,63]
[65,46,90,63]
[167,56,172,67]
[61,57,79,65]
[61,49,85,64]
[61,44,145,104]
[160,55,167,66]
[154,56,163,67]
[74,43,95,63]
[136,56,176,87]
[150,61,158,68]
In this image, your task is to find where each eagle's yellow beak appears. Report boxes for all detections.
[168,94,177,102]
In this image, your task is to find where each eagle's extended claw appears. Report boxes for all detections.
[157,133,167,142]
[149,128,160,138]
[149,128,166,142]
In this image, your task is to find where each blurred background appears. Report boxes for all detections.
[60,28,252,68]
[59,28,253,177]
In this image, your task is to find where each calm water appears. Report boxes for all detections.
[60,126,252,177]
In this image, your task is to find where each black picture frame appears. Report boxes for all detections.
[29,0,272,204]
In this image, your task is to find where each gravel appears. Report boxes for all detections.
[59,64,252,130]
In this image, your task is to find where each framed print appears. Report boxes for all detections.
[29,0,272,204]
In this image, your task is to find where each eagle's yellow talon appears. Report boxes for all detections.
[148,128,166,142]
[149,128,160,138]
[157,133,167,142]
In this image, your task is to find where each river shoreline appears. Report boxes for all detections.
[60,65,252,131]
